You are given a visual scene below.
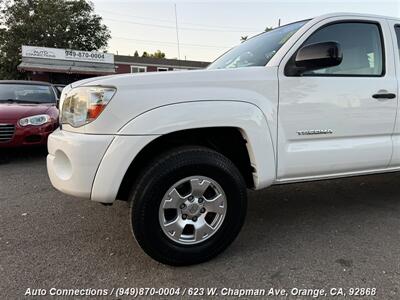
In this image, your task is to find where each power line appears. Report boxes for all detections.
[111,36,231,49]
[98,9,176,24]
[103,17,260,33]
[97,9,261,32]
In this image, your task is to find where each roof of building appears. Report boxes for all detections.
[115,55,211,69]
[18,57,116,75]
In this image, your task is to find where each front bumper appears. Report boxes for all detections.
[47,129,114,199]
[0,121,57,147]
[47,129,158,202]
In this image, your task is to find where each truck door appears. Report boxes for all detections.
[277,16,398,180]
[388,22,400,167]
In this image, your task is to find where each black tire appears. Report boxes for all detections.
[129,146,247,266]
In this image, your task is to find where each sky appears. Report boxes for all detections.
[91,0,400,62]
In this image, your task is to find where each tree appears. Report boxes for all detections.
[151,50,165,59]
[133,50,139,57]
[0,0,111,79]
[240,26,272,43]
[140,50,165,58]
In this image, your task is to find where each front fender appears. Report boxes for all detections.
[119,100,276,189]
[91,101,276,202]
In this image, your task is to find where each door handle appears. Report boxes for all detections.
[372,93,396,100]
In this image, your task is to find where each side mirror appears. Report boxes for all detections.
[295,41,342,73]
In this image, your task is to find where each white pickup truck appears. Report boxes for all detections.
[47,13,400,265]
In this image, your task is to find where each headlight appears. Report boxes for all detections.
[61,86,116,127]
[19,114,51,126]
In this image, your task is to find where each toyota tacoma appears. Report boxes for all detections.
[47,13,400,265]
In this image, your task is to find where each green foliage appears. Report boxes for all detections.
[0,0,111,79]
[240,27,273,43]
[140,50,165,59]
[151,50,165,59]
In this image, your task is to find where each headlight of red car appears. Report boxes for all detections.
[19,114,51,126]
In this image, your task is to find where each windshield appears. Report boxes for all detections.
[208,20,308,70]
[0,84,56,104]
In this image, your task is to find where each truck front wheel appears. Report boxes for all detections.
[129,146,247,266]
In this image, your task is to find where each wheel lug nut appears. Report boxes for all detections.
[198,197,204,203]
[200,208,206,213]
[188,196,194,202]
[192,216,197,222]
[182,214,187,220]
[180,204,186,209]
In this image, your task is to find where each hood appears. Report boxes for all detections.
[0,103,53,121]
[76,66,275,89]
[66,66,279,135]
[70,73,128,88]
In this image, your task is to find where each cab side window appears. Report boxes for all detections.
[395,26,400,57]
[302,22,384,76]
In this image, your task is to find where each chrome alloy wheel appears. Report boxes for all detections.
[159,176,227,245]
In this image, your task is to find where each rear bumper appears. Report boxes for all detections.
[47,129,114,199]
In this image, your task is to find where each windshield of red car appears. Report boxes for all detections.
[0,84,56,104]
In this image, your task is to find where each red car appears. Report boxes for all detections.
[0,80,59,147]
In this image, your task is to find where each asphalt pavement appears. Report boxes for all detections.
[1,147,400,299]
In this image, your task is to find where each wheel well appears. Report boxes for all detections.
[117,127,255,201]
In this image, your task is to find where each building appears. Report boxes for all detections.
[115,55,210,74]
[18,45,116,83]
[18,45,210,84]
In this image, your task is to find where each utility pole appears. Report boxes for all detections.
[174,3,181,60]
[278,18,281,27]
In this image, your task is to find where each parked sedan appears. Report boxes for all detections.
[0,80,59,147]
